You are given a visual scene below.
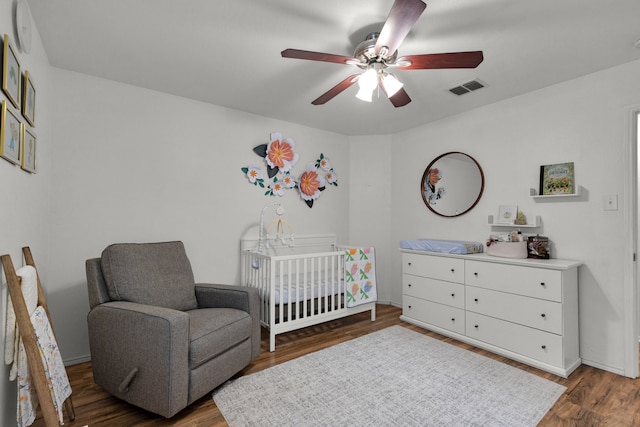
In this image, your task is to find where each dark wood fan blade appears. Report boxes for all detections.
[281,49,358,65]
[311,74,360,105]
[388,87,412,108]
[396,51,484,70]
[375,0,427,56]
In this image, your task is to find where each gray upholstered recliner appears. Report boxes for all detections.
[85,241,260,418]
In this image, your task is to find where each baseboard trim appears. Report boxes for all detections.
[64,354,91,366]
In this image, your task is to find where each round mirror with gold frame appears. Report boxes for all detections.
[421,152,484,217]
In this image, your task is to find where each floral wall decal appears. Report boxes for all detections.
[242,132,338,208]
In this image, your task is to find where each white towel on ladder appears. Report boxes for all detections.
[16,306,72,427]
[3,265,72,427]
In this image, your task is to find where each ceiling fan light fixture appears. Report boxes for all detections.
[381,72,403,97]
[356,68,378,102]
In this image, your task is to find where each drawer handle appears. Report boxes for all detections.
[474,324,479,329]
[474,272,478,277]
[541,345,547,350]
[408,262,412,266]
[408,283,412,287]
[451,293,455,297]
[541,313,546,318]
[451,318,455,322]
[451,268,455,273]
[540,282,546,287]
[408,305,412,309]
[474,298,479,302]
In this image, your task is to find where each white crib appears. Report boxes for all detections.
[240,234,376,351]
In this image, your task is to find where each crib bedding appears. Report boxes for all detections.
[399,238,484,254]
[267,274,344,304]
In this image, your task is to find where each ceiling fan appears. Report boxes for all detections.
[281,0,484,107]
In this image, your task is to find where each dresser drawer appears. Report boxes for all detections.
[403,295,465,334]
[466,311,563,367]
[465,286,562,334]
[403,274,464,309]
[464,260,562,302]
[403,253,464,284]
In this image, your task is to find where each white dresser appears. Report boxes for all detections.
[400,250,581,377]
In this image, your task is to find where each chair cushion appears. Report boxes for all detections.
[188,308,253,369]
[101,241,198,311]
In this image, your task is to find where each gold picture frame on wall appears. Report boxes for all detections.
[2,34,21,108]
[22,70,35,126]
[21,124,36,173]
[1,100,22,165]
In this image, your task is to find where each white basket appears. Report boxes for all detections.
[486,241,527,259]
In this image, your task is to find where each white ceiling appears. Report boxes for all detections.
[25,0,640,136]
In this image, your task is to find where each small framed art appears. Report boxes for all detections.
[2,34,21,108]
[21,124,36,173]
[539,162,575,195]
[1,100,22,165]
[497,205,518,224]
[22,70,35,126]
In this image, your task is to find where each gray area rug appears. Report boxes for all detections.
[213,325,566,426]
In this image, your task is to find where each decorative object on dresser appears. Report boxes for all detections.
[400,249,581,377]
[213,326,565,427]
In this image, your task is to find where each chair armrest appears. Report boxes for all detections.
[87,301,190,418]
[195,284,261,358]
[194,283,258,312]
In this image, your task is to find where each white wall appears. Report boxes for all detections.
[348,135,393,303]
[46,69,351,363]
[3,0,640,421]
[0,0,52,424]
[388,59,640,374]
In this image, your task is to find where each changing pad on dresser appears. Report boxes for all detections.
[399,239,484,254]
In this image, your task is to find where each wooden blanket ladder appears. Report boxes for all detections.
[1,247,75,426]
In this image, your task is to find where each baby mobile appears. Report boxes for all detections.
[241,132,338,208]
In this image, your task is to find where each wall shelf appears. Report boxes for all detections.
[488,215,541,228]
[530,186,581,199]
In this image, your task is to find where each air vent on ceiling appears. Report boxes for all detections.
[449,79,486,96]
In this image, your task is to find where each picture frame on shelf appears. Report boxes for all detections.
[21,124,36,173]
[539,162,574,195]
[22,70,35,126]
[2,34,21,108]
[497,205,518,224]
[1,100,22,165]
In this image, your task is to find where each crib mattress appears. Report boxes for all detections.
[399,239,484,254]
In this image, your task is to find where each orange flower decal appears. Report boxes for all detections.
[266,132,298,173]
[300,170,320,196]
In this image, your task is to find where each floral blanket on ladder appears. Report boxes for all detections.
[344,247,377,307]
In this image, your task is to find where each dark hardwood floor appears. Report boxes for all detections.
[32,304,640,426]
